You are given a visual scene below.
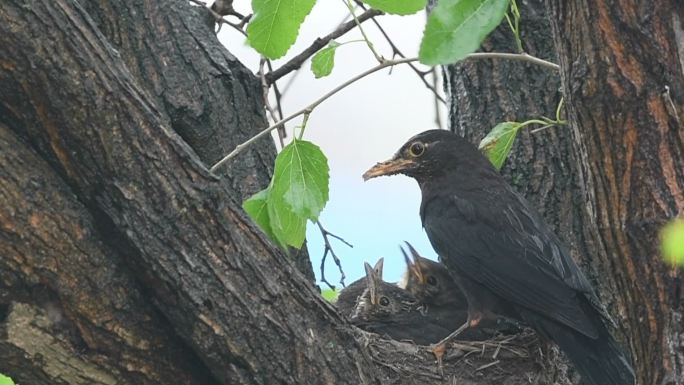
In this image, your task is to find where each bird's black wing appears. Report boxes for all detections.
[422,190,602,339]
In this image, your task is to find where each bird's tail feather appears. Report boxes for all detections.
[522,311,634,385]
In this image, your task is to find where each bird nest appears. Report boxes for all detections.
[356,328,575,385]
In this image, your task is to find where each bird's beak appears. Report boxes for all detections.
[362,157,414,181]
[401,244,425,284]
[364,262,379,305]
[404,242,426,284]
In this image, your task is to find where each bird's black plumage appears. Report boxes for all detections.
[363,129,634,385]
[399,242,522,336]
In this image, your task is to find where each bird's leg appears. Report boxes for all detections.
[430,315,482,363]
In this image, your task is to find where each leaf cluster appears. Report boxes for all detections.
[247,0,510,71]
[243,140,329,249]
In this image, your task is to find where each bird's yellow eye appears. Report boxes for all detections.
[408,142,425,157]
[379,296,390,306]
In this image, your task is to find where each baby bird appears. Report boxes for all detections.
[399,242,521,337]
[399,242,466,309]
[335,258,384,317]
[352,262,485,344]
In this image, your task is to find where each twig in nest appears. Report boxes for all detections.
[317,221,352,290]
[475,360,500,372]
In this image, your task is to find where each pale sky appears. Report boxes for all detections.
[217,1,446,286]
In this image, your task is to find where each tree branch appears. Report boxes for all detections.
[212,57,418,172]
[466,52,559,70]
[264,8,383,85]
[211,52,558,171]
[316,221,352,289]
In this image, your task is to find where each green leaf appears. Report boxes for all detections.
[662,219,684,266]
[361,0,427,15]
[268,139,330,248]
[246,0,317,59]
[243,189,277,240]
[311,42,340,78]
[321,288,340,302]
[419,0,509,65]
[0,374,15,385]
[478,122,521,170]
[243,188,293,251]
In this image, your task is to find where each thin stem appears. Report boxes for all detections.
[338,39,367,46]
[466,52,559,70]
[258,59,285,147]
[298,111,311,140]
[342,0,383,63]
[365,10,446,105]
[508,0,523,53]
[210,57,417,172]
[518,119,550,128]
[210,52,559,171]
[555,97,565,122]
[529,124,556,134]
[317,221,352,289]
[431,67,443,129]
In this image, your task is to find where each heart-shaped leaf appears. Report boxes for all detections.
[419,0,509,65]
[478,121,521,170]
[311,41,340,78]
[247,0,317,59]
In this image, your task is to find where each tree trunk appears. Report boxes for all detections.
[446,1,684,384]
[79,0,315,280]
[1,0,681,384]
[0,0,549,384]
[545,1,684,384]
[444,2,583,382]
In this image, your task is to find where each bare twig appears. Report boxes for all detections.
[466,52,560,70]
[342,0,383,62]
[431,67,443,129]
[364,10,447,105]
[188,0,249,35]
[211,52,558,171]
[317,221,352,289]
[258,59,286,147]
[266,60,287,143]
[211,57,417,172]
[264,9,383,85]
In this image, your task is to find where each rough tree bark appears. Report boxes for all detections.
[0,0,548,384]
[447,1,684,384]
[545,2,684,384]
[1,0,681,384]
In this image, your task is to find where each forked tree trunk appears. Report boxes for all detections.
[1,0,682,384]
[0,0,547,384]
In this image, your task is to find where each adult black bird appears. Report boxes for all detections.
[363,130,634,385]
